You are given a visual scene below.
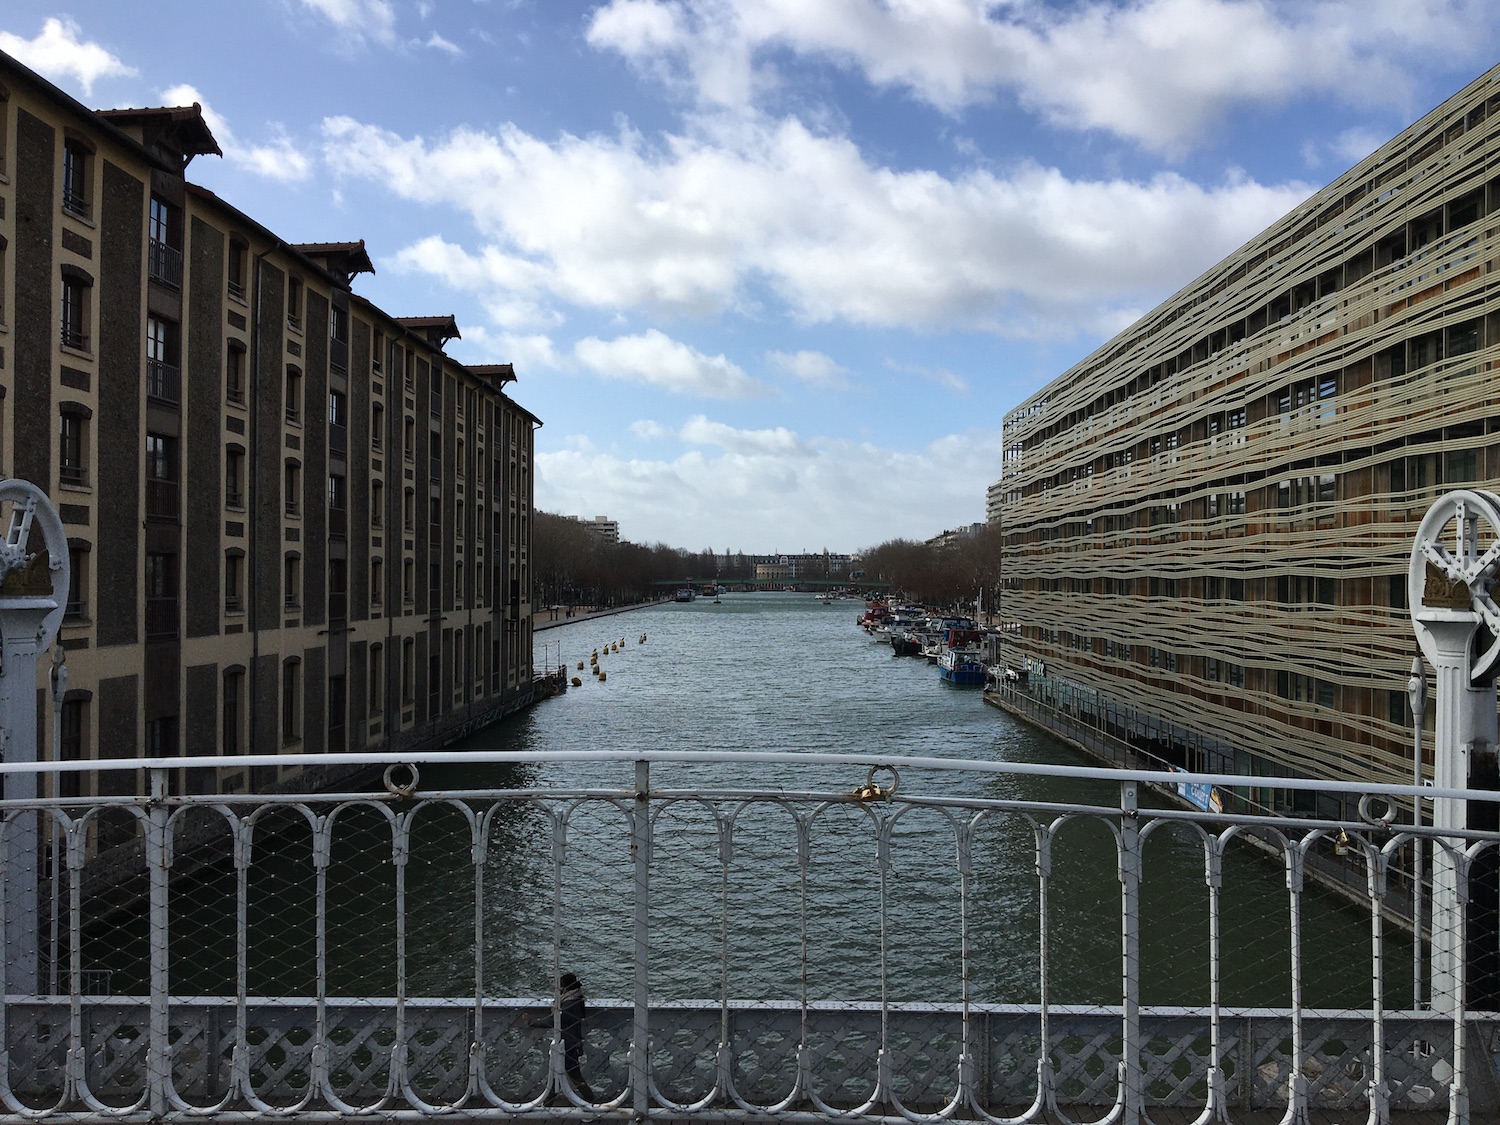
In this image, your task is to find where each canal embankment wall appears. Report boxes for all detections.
[984,682,1414,927]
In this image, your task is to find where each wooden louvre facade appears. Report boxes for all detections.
[0,48,540,797]
[998,64,1500,798]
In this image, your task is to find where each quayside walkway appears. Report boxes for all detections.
[1,749,1495,1124]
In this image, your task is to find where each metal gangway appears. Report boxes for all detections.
[1,749,1497,1124]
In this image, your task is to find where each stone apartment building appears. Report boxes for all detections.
[0,50,538,796]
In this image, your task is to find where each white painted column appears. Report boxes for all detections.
[1409,489,1500,1020]
[0,481,69,998]
[1415,610,1483,1016]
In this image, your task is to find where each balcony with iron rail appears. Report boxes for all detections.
[0,750,1495,1123]
[148,239,182,290]
[147,359,180,407]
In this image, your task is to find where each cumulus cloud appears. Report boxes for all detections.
[162,84,312,182]
[573,329,767,399]
[324,113,1310,339]
[585,0,1492,153]
[768,349,848,387]
[0,18,136,96]
[299,0,398,46]
[536,421,1003,550]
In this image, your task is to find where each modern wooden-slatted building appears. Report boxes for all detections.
[996,63,1500,803]
[0,49,540,797]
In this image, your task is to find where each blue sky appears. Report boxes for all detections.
[5,2,1498,554]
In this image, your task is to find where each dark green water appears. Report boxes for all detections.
[415,592,1406,1011]
[87,593,1403,1012]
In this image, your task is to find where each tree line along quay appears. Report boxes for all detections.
[530,508,1002,614]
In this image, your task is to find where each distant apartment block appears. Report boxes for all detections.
[998,63,1500,800]
[581,515,619,543]
[986,480,1004,526]
[925,523,985,550]
[0,49,540,796]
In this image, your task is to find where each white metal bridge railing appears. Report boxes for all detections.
[1,750,1497,1124]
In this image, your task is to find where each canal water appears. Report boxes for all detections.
[82,593,1399,1012]
[407,592,1403,1012]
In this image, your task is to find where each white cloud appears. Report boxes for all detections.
[0,18,136,96]
[162,84,312,182]
[1331,127,1388,165]
[768,349,847,387]
[324,114,1310,339]
[536,421,1003,550]
[421,31,463,56]
[573,329,767,399]
[585,0,1494,153]
[679,415,804,455]
[299,0,398,46]
[630,419,672,440]
[451,328,561,371]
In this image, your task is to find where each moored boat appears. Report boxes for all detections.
[937,648,986,685]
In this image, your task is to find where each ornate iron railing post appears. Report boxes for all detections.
[1119,778,1144,1125]
[631,758,651,1119]
[1408,490,1500,1031]
[146,765,171,1118]
[0,480,69,999]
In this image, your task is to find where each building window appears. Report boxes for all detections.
[402,638,415,705]
[59,698,84,798]
[285,366,303,424]
[60,270,90,351]
[145,716,176,758]
[287,276,303,331]
[330,304,348,344]
[281,658,301,743]
[0,235,8,326]
[328,674,346,752]
[285,461,301,516]
[327,473,346,511]
[227,239,247,301]
[403,488,415,531]
[371,479,384,527]
[370,644,384,716]
[328,390,347,457]
[146,317,181,404]
[59,407,89,487]
[225,550,244,612]
[145,433,178,521]
[328,557,347,621]
[148,197,181,287]
[371,557,384,607]
[284,553,301,611]
[373,331,385,374]
[226,342,246,405]
[403,559,414,604]
[226,445,245,508]
[66,541,89,620]
[145,552,178,639]
[404,417,415,461]
[223,668,244,755]
[372,403,384,451]
[61,137,91,218]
